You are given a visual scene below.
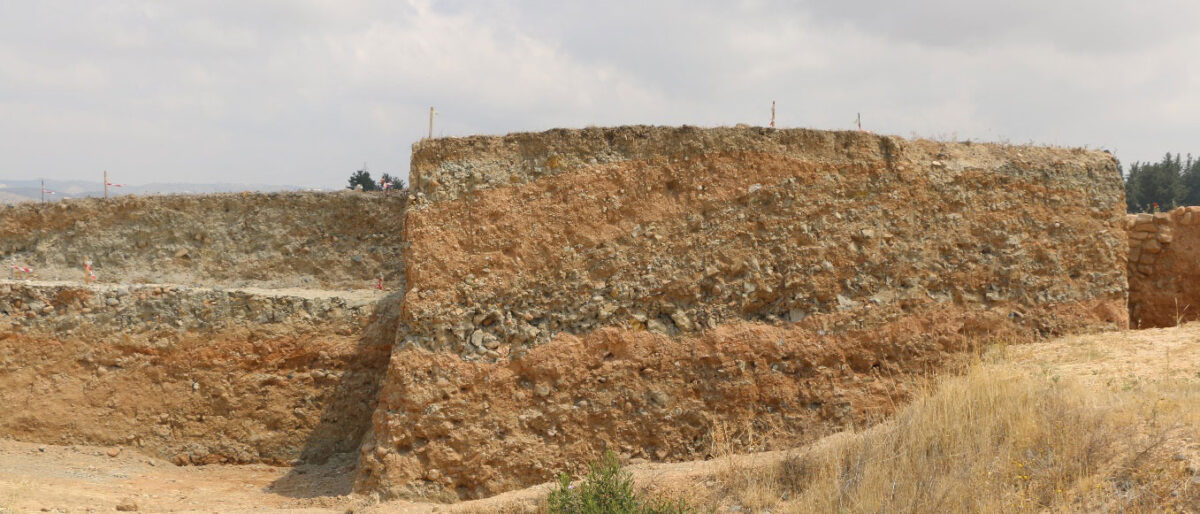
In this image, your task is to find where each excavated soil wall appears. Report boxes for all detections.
[1126,207,1200,327]
[0,286,398,468]
[358,126,1128,500]
[0,192,407,466]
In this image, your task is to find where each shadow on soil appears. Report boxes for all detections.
[267,290,403,498]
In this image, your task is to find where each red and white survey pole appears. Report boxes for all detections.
[855,112,874,135]
[103,171,124,199]
[9,257,33,280]
[40,179,55,204]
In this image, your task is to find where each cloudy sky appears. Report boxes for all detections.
[1,1,1197,188]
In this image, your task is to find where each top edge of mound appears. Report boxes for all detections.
[0,189,403,211]
[412,125,1109,156]
[409,125,1118,203]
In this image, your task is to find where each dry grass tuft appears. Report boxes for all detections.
[714,359,1200,513]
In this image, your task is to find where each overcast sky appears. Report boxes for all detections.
[2,1,1197,188]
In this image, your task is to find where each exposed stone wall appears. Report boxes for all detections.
[1127,207,1200,327]
[359,126,1128,499]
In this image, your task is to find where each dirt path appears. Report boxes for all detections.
[4,325,1199,512]
[0,439,352,513]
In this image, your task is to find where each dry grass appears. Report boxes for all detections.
[711,355,1200,513]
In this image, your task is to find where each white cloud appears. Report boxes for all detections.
[0,0,1196,186]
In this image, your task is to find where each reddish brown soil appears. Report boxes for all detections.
[404,148,1125,332]
[0,311,395,467]
[360,299,1123,499]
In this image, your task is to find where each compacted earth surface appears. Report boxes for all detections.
[5,323,1200,513]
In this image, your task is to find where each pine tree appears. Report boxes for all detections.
[347,168,379,191]
[1126,153,1186,212]
[1181,154,1200,207]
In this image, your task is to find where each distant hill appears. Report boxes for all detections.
[0,179,315,204]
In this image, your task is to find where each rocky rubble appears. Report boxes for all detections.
[0,281,373,340]
[0,191,406,289]
[400,128,1126,362]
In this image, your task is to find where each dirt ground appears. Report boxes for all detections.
[4,323,1200,512]
[0,438,352,513]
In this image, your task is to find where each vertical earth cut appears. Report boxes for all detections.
[0,192,407,467]
[357,126,1128,500]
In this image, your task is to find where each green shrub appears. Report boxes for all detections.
[546,450,690,514]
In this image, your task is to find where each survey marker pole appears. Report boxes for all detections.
[428,107,435,140]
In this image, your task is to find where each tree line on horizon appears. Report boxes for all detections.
[1124,153,1200,213]
[346,167,406,192]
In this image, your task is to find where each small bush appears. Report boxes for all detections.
[546,451,690,514]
